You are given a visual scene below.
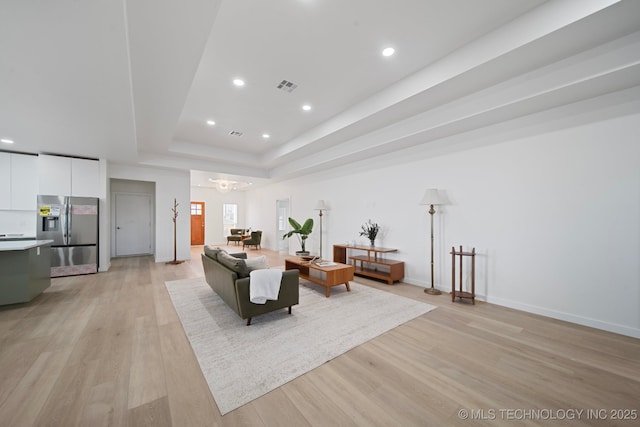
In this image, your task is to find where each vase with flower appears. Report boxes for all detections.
[359,219,380,247]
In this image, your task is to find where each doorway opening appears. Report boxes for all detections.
[276,199,290,253]
[111,179,155,258]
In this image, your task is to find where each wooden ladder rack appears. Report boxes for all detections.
[451,246,475,304]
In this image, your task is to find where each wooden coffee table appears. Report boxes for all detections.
[285,257,354,297]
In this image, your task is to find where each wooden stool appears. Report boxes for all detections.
[451,246,475,304]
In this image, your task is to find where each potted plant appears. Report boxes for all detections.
[282,217,314,256]
[359,219,380,246]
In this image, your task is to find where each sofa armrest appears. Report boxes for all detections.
[234,270,300,319]
[280,269,300,288]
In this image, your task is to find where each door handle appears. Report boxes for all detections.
[116,227,121,230]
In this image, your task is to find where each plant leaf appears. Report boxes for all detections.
[300,218,314,234]
[288,217,302,230]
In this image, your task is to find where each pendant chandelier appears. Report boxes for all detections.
[208,178,252,193]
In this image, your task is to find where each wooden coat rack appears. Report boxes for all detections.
[166,198,185,265]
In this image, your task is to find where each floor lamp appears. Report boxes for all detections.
[314,200,328,259]
[420,189,443,295]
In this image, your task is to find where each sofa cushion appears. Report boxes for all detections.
[218,251,250,278]
[204,245,225,261]
[245,255,270,272]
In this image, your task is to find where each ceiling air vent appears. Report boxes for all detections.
[229,130,243,137]
[276,79,298,93]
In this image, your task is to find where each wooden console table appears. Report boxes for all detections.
[333,244,404,285]
[451,246,475,304]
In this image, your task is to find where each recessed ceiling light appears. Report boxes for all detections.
[233,78,245,87]
[302,104,312,111]
[1,138,14,144]
[206,120,216,126]
[382,47,395,57]
[262,134,270,139]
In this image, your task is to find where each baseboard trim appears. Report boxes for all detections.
[485,295,640,339]
[403,278,639,338]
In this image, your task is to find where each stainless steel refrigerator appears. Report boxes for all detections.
[36,195,99,277]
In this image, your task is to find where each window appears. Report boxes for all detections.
[223,203,238,236]
[190,203,202,215]
[278,206,287,231]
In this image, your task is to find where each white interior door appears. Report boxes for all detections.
[115,193,152,256]
[276,199,289,253]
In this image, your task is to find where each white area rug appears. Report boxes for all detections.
[165,277,436,415]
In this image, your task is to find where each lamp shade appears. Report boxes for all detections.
[419,188,443,205]
[314,200,328,210]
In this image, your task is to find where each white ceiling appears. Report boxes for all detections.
[2,0,640,189]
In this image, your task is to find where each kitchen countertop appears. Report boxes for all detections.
[0,238,36,242]
[0,234,36,240]
[0,240,54,251]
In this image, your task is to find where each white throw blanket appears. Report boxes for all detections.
[249,269,283,304]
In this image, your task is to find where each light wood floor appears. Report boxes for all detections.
[1,245,639,426]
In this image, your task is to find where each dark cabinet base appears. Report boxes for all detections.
[0,244,52,305]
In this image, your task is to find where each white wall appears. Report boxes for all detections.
[190,186,247,245]
[109,164,190,262]
[246,189,294,254]
[246,111,640,338]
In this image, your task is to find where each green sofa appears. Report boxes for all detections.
[201,246,299,325]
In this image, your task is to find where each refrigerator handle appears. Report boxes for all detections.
[62,200,69,245]
[67,201,72,245]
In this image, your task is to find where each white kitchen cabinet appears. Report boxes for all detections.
[10,154,38,210]
[37,154,99,197]
[71,158,100,197]
[0,153,10,210]
[38,154,71,195]
[0,152,38,211]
